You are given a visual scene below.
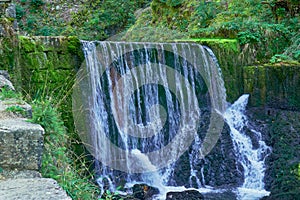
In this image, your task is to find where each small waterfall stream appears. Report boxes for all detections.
[74,41,271,199]
[224,94,271,199]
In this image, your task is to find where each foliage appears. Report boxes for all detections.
[0,86,22,100]
[148,0,300,62]
[283,32,300,62]
[267,112,300,199]
[269,54,293,64]
[14,0,151,40]
[5,105,26,116]
[29,98,100,199]
[30,0,45,8]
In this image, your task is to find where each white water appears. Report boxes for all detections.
[224,94,271,199]
[76,41,271,199]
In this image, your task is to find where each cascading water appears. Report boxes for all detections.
[224,94,271,199]
[73,41,271,199]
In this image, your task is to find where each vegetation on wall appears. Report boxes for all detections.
[128,0,300,63]
[14,0,151,40]
[13,0,299,62]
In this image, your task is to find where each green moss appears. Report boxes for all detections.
[175,38,239,53]
[19,36,36,52]
[243,64,300,109]
[66,36,84,61]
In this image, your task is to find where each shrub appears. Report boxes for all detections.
[30,0,44,8]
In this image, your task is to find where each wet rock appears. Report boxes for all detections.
[166,190,204,200]
[203,123,244,187]
[202,190,237,200]
[132,184,159,200]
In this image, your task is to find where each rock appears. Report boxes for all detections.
[0,74,15,90]
[132,184,160,200]
[0,169,41,180]
[0,99,32,118]
[0,70,10,80]
[5,3,16,19]
[202,190,237,200]
[0,118,44,171]
[0,178,71,200]
[166,190,204,200]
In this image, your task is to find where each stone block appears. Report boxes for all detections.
[0,118,44,170]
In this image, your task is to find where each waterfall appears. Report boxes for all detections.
[224,94,271,199]
[73,41,270,199]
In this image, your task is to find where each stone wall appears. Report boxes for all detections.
[0,0,17,36]
[18,36,82,94]
[0,35,83,129]
[244,64,300,110]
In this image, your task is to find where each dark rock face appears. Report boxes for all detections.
[204,123,244,187]
[167,116,243,188]
[202,190,237,200]
[166,190,204,200]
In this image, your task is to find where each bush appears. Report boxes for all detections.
[15,5,26,20]
[30,0,44,8]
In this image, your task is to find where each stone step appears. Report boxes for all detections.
[0,118,44,171]
[0,178,71,200]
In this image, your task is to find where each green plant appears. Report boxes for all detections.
[0,86,22,100]
[238,30,262,45]
[15,5,26,20]
[5,105,26,116]
[270,54,292,64]
[99,190,124,200]
[29,98,100,199]
[30,0,44,8]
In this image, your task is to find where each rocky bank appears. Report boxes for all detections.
[0,71,71,200]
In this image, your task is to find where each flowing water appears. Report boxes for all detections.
[74,41,271,199]
[224,95,271,199]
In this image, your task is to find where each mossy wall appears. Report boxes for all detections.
[18,36,83,129]
[0,35,83,129]
[244,64,300,110]
[18,36,82,93]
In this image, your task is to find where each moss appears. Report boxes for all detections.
[66,36,84,61]
[18,36,36,53]
[243,64,300,109]
[175,38,239,53]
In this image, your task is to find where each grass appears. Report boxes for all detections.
[29,98,100,199]
[0,86,22,100]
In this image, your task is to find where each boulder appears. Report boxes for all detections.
[0,74,15,91]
